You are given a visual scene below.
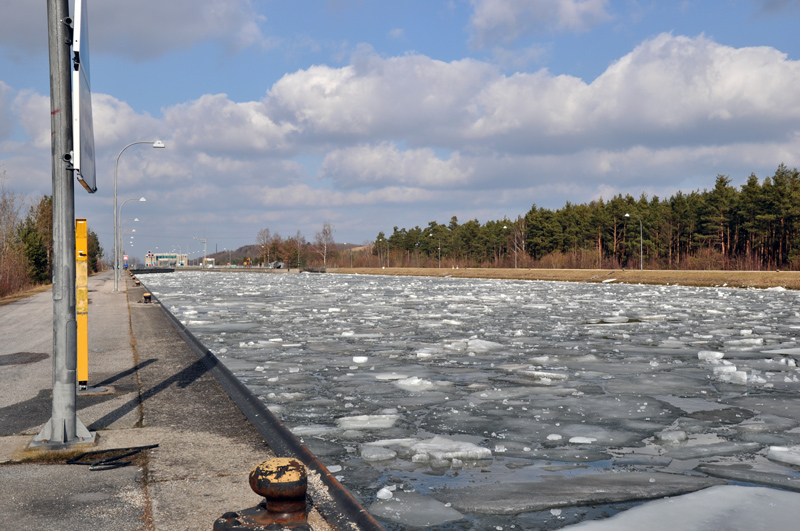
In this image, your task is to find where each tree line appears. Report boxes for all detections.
[374,165,800,271]
[1,173,103,298]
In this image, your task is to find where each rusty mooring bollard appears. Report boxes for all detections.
[141,293,151,303]
[134,279,140,286]
[213,458,311,530]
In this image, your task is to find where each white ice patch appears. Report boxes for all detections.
[394,377,435,392]
[562,485,800,530]
[698,351,725,363]
[569,437,597,444]
[467,339,504,351]
[336,414,399,430]
[369,490,464,527]
[376,487,394,500]
[767,446,800,467]
[410,435,493,461]
[361,446,398,462]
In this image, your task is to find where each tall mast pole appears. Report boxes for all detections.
[33,0,94,448]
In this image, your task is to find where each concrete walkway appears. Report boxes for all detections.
[0,271,332,530]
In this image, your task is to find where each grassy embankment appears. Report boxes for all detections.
[330,268,800,290]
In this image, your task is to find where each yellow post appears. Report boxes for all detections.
[76,219,89,390]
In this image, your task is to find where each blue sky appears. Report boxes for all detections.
[2,0,800,261]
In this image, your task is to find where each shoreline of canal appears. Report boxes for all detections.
[328,267,800,290]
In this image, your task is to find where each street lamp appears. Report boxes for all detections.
[503,225,518,269]
[114,140,164,291]
[429,233,441,268]
[119,216,138,268]
[625,213,643,270]
[117,197,144,282]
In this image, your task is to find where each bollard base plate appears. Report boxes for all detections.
[213,500,311,531]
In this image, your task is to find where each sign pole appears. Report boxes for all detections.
[32,0,94,448]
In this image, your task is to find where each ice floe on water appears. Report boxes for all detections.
[562,485,800,530]
[143,272,800,529]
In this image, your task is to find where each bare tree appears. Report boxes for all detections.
[314,222,335,269]
[291,230,306,269]
[0,170,28,296]
[511,215,527,268]
[257,227,271,265]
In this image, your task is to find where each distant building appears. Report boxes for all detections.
[144,251,188,267]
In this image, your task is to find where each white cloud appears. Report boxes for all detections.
[266,51,497,144]
[469,0,613,47]
[0,0,268,59]
[320,143,473,189]
[91,94,163,149]
[164,94,297,154]
[12,89,50,150]
[467,33,800,151]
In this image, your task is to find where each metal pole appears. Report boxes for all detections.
[33,0,94,448]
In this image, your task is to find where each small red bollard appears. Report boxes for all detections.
[213,458,311,531]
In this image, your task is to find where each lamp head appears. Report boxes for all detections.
[152,141,165,149]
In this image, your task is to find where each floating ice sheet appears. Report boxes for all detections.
[562,486,800,530]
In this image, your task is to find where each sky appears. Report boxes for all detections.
[2,0,800,262]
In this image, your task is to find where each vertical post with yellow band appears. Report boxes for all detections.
[76,219,89,390]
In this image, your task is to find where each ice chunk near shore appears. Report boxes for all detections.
[569,437,597,445]
[767,446,800,467]
[434,472,722,515]
[336,414,399,430]
[394,376,435,392]
[361,446,397,462]
[370,490,464,527]
[698,350,724,363]
[467,338,504,351]
[561,485,800,530]
[410,436,493,461]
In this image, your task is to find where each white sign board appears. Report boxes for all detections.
[72,0,96,193]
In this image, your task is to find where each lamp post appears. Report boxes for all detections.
[503,225,518,269]
[193,236,208,268]
[625,213,643,270]
[114,140,164,291]
[429,233,441,268]
[117,197,144,281]
[118,217,138,269]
